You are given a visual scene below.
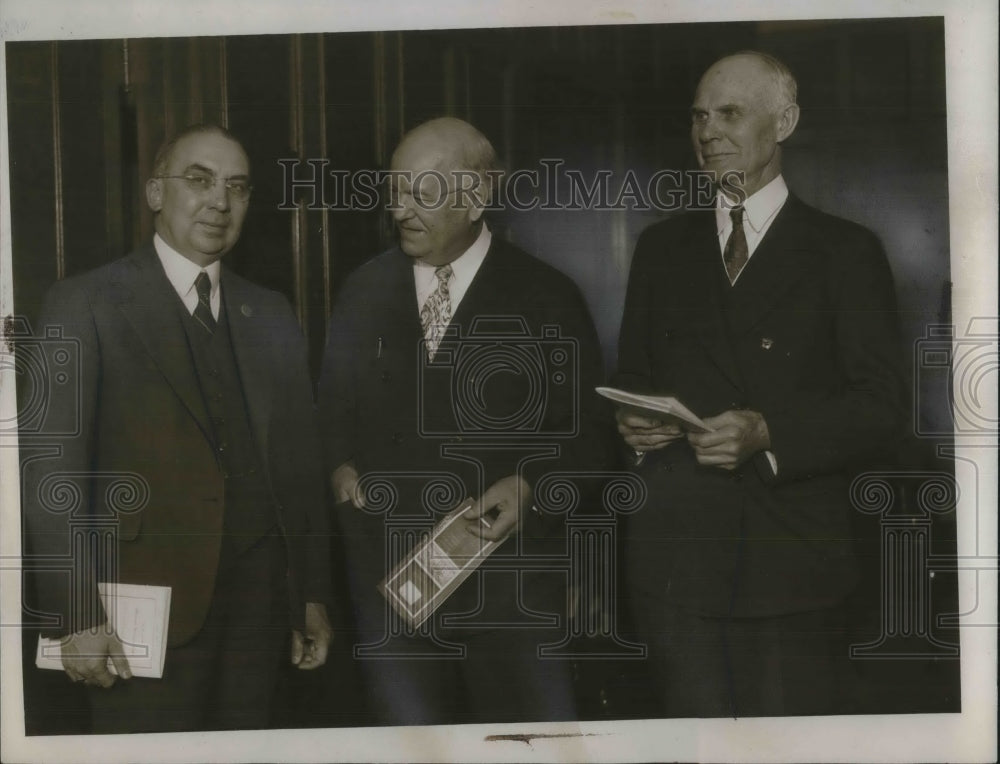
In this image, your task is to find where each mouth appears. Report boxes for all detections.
[198,221,229,232]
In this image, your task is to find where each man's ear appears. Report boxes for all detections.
[145,177,163,212]
[776,103,800,143]
[466,174,488,224]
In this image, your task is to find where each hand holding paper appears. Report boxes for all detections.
[687,409,771,470]
[463,474,532,540]
[615,408,686,452]
[60,624,132,688]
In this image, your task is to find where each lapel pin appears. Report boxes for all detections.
[241,304,253,317]
[761,337,774,350]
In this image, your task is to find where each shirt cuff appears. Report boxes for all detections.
[765,450,778,476]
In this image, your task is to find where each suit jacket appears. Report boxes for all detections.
[615,194,905,617]
[318,236,613,630]
[22,244,331,646]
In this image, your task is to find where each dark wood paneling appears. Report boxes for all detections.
[6,41,58,326]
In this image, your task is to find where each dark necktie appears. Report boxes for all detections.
[193,271,216,334]
[724,206,749,284]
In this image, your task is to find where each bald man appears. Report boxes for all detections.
[614,53,904,717]
[318,117,612,725]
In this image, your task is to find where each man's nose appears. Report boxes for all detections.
[206,178,232,211]
[695,115,720,143]
[389,193,414,221]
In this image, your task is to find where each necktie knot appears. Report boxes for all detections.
[729,205,744,226]
[195,271,212,302]
[435,264,453,285]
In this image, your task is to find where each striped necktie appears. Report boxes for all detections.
[724,206,749,284]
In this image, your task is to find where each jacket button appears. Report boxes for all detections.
[392,432,404,445]
[381,371,391,382]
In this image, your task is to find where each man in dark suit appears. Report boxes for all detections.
[22,124,332,732]
[318,117,611,725]
[614,52,904,717]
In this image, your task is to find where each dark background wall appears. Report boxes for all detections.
[6,18,949,396]
[7,16,958,731]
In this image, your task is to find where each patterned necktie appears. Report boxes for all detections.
[192,271,216,334]
[724,206,749,284]
[420,264,453,359]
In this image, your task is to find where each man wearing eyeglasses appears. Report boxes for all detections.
[22,124,333,732]
[318,117,612,724]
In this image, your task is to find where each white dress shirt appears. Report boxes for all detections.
[154,234,221,320]
[413,223,491,314]
[715,175,789,284]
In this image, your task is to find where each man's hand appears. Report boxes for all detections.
[687,409,771,470]
[462,475,532,541]
[331,460,364,509]
[290,602,333,671]
[616,408,685,452]
[60,623,131,688]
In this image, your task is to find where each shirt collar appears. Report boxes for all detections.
[153,234,221,298]
[413,222,492,281]
[715,175,789,235]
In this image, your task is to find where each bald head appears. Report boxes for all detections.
[691,52,800,199]
[389,118,498,266]
[702,52,798,113]
[392,117,498,194]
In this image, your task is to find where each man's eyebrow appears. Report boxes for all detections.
[181,162,249,178]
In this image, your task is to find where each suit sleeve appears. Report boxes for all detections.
[21,278,107,637]
[317,279,358,476]
[761,228,905,483]
[520,274,618,525]
[614,228,657,393]
[271,298,333,611]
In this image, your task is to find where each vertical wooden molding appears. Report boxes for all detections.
[50,42,66,280]
[396,32,405,140]
[611,29,628,275]
[188,39,203,125]
[463,47,472,123]
[101,40,125,260]
[373,33,386,166]
[318,34,332,320]
[163,40,175,141]
[443,45,456,117]
[289,35,308,332]
[219,37,229,128]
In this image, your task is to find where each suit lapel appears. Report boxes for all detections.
[221,269,273,455]
[727,196,813,337]
[113,246,213,443]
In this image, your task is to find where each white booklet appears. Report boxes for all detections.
[36,583,171,678]
[596,386,714,432]
[379,499,502,628]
